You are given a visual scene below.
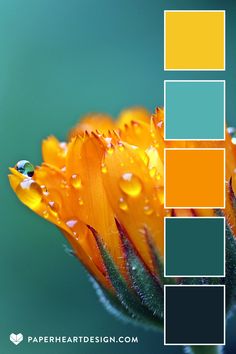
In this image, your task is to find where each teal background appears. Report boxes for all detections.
[165,218,225,276]
[165,81,225,140]
[1,0,236,353]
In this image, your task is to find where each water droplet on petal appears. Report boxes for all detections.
[107,143,114,155]
[71,174,82,189]
[101,163,107,174]
[144,205,154,215]
[118,142,124,151]
[16,179,42,208]
[157,187,164,205]
[228,127,236,144]
[41,185,49,196]
[60,179,69,189]
[15,160,35,177]
[48,201,59,218]
[119,173,142,197]
[66,219,78,229]
[118,197,128,211]
[149,167,156,178]
[43,210,49,219]
[78,197,84,206]
[58,142,67,158]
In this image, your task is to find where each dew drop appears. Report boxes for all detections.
[48,201,59,218]
[58,142,67,158]
[78,197,84,206]
[118,197,128,211]
[157,187,164,205]
[41,185,49,196]
[15,160,35,177]
[165,209,171,216]
[144,205,154,215]
[118,142,124,151]
[228,127,236,144]
[43,210,49,219]
[60,179,69,189]
[71,174,82,189]
[101,163,107,174]
[119,173,142,197]
[107,144,114,155]
[149,167,156,178]
[66,219,78,229]
[16,179,42,209]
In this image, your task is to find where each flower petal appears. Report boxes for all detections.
[69,113,114,138]
[102,141,164,273]
[65,134,125,275]
[117,107,150,127]
[42,136,67,169]
[8,166,110,289]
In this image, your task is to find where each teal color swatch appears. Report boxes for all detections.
[165,217,225,276]
[165,81,225,140]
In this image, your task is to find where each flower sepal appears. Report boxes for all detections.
[88,223,165,331]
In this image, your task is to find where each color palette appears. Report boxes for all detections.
[164,80,225,140]
[164,285,225,345]
[164,10,225,70]
[163,9,226,347]
[164,217,225,277]
[164,148,225,208]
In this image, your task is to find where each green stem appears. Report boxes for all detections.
[186,345,223,354]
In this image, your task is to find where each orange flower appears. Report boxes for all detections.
[8,107,236,330]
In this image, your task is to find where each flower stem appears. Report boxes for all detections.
[186,345,223,354]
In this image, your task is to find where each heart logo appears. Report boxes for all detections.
[9,333,24,345]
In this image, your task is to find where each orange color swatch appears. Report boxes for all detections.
[165,149,225,208]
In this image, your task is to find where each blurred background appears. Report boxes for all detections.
[1,0,236,353]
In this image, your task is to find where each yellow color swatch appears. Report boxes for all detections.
[165,149,225,208]
[165,11,225,70]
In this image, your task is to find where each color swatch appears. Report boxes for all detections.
[164,80,225,140]
[164,217,225,277]
[164,148,225,208]
[163,9,226,348]
[164,285,225,345]
[164,10,225,70]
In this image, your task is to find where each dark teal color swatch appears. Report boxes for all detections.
[165,81,225,140]
[165,285,225,344]
[165,217,225,276]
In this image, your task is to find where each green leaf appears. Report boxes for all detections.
[88,225,163,331]
[115,220,164,318]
